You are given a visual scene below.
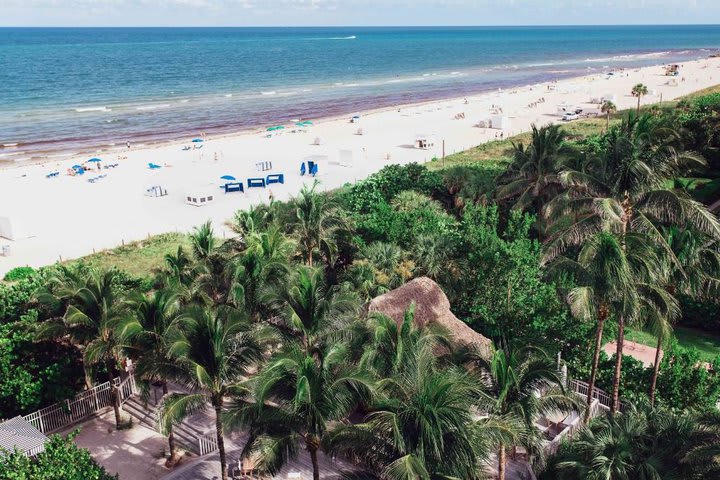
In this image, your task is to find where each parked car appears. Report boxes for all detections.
[562,113,579,121]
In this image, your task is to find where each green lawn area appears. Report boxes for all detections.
[625,326,720,362]
[66,232,191,279]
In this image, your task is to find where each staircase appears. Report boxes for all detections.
[121,393,212,456]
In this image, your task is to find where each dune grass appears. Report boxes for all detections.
[66,232,191,279]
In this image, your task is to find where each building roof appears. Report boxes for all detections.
[368,276,493,359]
[0,416,48,457]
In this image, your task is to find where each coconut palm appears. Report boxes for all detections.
[36,269,128,428]
[291,180,348,267]
[544,113,720,411]
[631,83,649,114]
[472,344,579,480]
[235,226,294,320]
[163,246,194,287]
[326,342,499,480]
[545,232,638,421]
[683,409,720,479]
[158,306,263,480]
[601,100,617,131]
[548,406,698,480]
[226,340,373,480]
[496,123,574,211]
[189,220,217,262]
[119,288,183,465]
[263,265,359,348]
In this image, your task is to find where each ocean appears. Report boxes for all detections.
[1,25,720,163]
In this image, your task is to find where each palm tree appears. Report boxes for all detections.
[226,341,372,480]
[163,246,193,287]
[235,226,294,320]
[291,181,347,267]
[263,265,358,349]
[36,269,128,428]
[326,343,496,480]
[545,232,637,421]
[683,409,720,479]
[544,112,720,412]
[631,83,648,114]
[189,221,217,262]
[472,344,579,480]
[496,123,573,211]
[119,288,183,465]
[158,306,263,480]
[549,407,698,480]
[601,100,617,131]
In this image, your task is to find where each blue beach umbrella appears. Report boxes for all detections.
[72,164,82,169]
[88,157,102,163]
[191,138,204,143]
[220,175,236,181]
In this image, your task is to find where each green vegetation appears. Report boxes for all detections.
[625,326,720,363]
[0,432,117,480]
[1,89,720,479]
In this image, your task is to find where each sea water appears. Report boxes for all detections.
[1,25,720,161]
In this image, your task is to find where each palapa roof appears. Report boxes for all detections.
[0,416,48,457]
[368,277,492,359]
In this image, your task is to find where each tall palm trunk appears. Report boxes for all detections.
[162,382,178,465]
[498,443,506,480]
[649,335,663,407]
[584,314,606,424]
[606,112,610,131]
[309,445,320,480]
[106,359,122,428]
[611,315,625,413]
[214,399,228,480]
[636,97,641,114]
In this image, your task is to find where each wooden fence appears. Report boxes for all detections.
[198,431,219,456]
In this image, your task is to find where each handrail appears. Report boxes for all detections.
[198,431,219,456]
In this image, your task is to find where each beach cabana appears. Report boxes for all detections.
[185,190,215,207]
[368,277,493,360]
[489,115,511,130]
[0,416,48,457]
[414,134,435,150]
[0,216,27,241]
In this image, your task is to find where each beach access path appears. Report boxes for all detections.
[1,58,719,276]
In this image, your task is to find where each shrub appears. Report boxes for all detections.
[3,266,36,282]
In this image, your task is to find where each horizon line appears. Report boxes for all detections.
[3,23,720,28]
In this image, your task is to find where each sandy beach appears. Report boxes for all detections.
[1,57,719,276]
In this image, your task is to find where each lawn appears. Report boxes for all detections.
[66,232,191,279]
[625,326,720,362]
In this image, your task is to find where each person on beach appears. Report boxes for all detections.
[126,141,131,150]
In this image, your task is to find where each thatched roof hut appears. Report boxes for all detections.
[368,277,492,359]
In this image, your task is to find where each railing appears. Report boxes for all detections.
[544,411,583,456]
[568,379,614,413]
[198,431,219,456]
[22,375,136,435]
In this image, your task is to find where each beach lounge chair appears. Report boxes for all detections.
[247,177,266,188]
[300,162,306,176]
[266,173,284,185]
[310,164,318,176]
[224,182,244,193]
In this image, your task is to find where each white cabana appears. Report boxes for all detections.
[185,190,215,207]
[329,150,354,167]
[490,115,511,130]
[0,216,27,241]
[414,134,435,150]
[145,185,168,198]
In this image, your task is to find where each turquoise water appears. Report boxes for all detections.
[1,26,720,161]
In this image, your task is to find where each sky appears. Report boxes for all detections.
[1,0,720,27]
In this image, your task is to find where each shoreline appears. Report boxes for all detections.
[0,53,714,170]
[1,56,719,276]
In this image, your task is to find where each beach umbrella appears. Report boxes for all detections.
[302,121,314,126]
[220,175,236,181]
[72,164,82,169]
[191,138,204,143]
[88,157,102,163]
[266,125,285,131]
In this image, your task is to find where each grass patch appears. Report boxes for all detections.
[625,326,720,362]
[66,232,191,279]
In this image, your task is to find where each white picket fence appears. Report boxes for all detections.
[568,379,615,412]
[198,431,219,456]
[22,376,137,435]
